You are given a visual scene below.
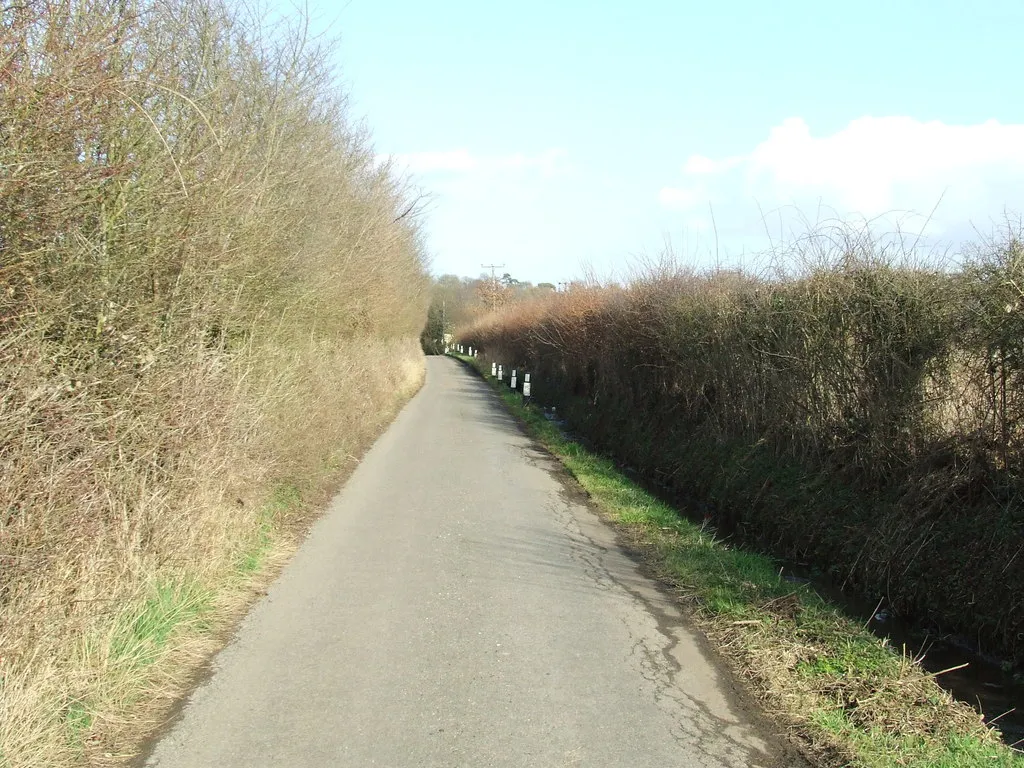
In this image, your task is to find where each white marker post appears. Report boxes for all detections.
[498,365,503,381]
[510,369,517,389]
[523,372,531,399]
[491,362,497,376]
[468,347,473,357]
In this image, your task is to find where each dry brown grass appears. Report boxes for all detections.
[0,2,429,765]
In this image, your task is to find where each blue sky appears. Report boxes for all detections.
[304,0,1024,283]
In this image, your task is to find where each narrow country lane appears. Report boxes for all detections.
[142,357,805,768]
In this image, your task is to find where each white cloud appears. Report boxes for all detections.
[660,117,1024,241]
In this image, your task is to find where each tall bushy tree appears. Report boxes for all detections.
[0,1,429,762]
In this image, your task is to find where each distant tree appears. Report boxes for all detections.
[422,271,560,338]
[430,274,484,328]
[478,276,510,312]
[419,300,447,355]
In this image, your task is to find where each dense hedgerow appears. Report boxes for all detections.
[461,225,1024,666]
[1,1,428,763]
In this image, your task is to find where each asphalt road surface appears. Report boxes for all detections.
[142,357,805,768]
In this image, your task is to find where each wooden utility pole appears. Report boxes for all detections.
[481,263,505,313]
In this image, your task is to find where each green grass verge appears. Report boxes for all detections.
[235,483,302,576]
[454,353,1022,768]
[63,577,215,748]
[110,578,214,669]
[62,485,306,750]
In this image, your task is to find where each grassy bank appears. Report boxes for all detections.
[0,2,428,765]
[455,353,1021,767]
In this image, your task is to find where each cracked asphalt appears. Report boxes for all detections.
[142,357,807,767]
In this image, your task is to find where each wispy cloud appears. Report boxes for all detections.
[661,117,1024,240]
[382,148,566,176]
[388,149,477,173]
